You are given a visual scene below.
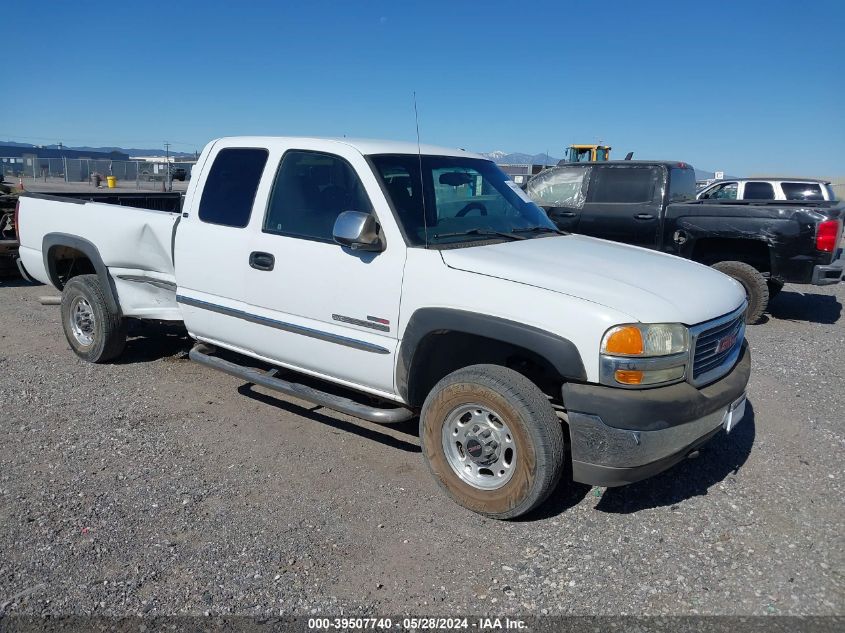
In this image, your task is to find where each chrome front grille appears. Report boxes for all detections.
[690,306,746,386]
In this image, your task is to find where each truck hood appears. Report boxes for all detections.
[440,235,746,325]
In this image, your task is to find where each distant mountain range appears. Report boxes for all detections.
[481,151,560,165]
[481,150,727,181]
[0,140,196,158]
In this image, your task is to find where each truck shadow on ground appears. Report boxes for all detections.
[236,382,421,454]
[593,402,757,514]
[117,320,193,363]
[766,290,841,324]
[0,276,40,288]
[520,464,592,520]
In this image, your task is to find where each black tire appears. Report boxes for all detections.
[419,364,565,519]
[767,279,784,300]
[60,274,126,362]
[711,260,769,324]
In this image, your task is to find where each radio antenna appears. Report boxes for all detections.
[413,91,429,248]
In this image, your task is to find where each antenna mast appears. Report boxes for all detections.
[413,92,429,248]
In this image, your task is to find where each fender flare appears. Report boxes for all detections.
[396,307,587,404]
[42,233,121,316]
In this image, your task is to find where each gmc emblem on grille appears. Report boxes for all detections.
[715,331,738,354]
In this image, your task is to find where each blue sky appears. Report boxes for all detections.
[5,0,844,176]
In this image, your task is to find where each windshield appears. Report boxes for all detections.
[369,154,557,247]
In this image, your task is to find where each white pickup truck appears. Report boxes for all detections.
[16,137,751,519]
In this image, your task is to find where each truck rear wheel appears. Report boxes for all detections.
[60,274,126,363]
[711,260,769,324]
[419,364,565,519]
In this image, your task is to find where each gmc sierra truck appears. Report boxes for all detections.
[16,137,750,519]
[527,161,844,323]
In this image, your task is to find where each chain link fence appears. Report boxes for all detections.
[0,157,195,190]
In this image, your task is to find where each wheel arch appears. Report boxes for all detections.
[689,236,773,273]
[397,308,587,407]
[42,233,121,316]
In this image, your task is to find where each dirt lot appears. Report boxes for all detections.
[0,279,842,617]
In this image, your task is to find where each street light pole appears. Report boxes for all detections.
[164,141,171,192]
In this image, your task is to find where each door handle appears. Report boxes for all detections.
[249,251,275,271]
[634,213,655,220]
[554,211,577,218]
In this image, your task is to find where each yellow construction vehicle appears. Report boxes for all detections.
[566,144,611,162]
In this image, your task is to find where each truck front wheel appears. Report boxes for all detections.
[419,364,565,519]
[60,274,127,363]
[711,260,769,324]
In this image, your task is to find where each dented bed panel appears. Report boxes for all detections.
[664,201,844,283]
[18,195,179,287]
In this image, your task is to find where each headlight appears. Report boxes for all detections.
[601,323,688,357]
[600,323,689,387]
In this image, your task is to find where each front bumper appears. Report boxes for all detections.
[811,248,843,285]
[562,343,751,487]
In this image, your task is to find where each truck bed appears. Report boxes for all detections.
[17,192,182,320]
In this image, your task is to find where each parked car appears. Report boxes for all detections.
[171,167,188,181]
[0,192,19,276]
[16,137,750,519]
[527,161,843,323]
[697,178,837,201]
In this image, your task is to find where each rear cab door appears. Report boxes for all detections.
[576,164,664,248]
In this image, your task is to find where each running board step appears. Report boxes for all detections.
[189,343,414,424]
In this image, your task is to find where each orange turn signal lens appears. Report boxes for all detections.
[614,369,644,384]
[604,326,644,355]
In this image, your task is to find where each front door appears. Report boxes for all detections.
[240,145,406,398]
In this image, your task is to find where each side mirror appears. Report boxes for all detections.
[332,211,383,251]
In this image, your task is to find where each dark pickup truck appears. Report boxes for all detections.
[1,190,182,279]
[526,161,844,322]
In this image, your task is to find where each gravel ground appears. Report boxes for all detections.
[0,279,842,617]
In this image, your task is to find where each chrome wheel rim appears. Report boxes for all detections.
[441,403,516,490]
[69,296,96,347]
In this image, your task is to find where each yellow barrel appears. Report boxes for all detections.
[106,176,117,188]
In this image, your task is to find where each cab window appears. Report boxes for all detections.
[588,166,659,203]
[743,182,775,200]
[263,150,372,242]
[199,148,268,227]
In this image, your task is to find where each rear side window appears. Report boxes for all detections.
[743,182,775,200]
[781,182,824,200]
[264,150,372,242]
[668,167,697,202]
[199,148,269,227]
[588,166,659,203]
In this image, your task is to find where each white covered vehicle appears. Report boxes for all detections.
[16,137,751,518]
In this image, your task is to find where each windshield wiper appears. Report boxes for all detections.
[432,228,526,241]
[512,225,568,236]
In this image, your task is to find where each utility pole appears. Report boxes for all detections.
[164,141,171,192]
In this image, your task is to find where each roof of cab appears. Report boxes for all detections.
[210,136,484,159]
[553,160,694,168]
